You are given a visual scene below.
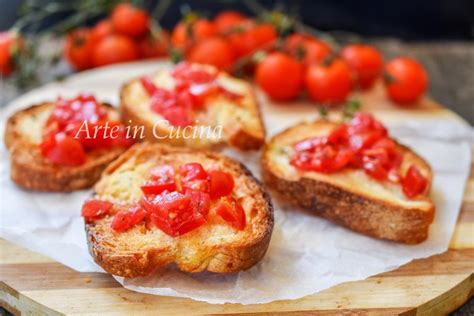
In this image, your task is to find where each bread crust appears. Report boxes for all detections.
[119,67,265,150]
[262,120,435,244]
[5,102,126,192]
[86,143,274,277]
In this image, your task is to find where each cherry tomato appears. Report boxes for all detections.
[228,21,277,59]
[209,170,234,199]
[171,19,216,51]
[64,28,94,70]
[305,58,353,105]
[137,31,169,59]
[284,33,331,66]
[90,19,114,45]
[214,11,246,34]
[82,199,113,221]
[215,197,245,230]
[40,132,86,166]
[111,3,150,37]
[111,206,147,232]
[341,44,383,89]
[255,52,303,101]
[188,37,235,70]
[402,165,428,198]
[253,23,277,49]
[0,31,21,76]
[92,35,138,67]
[384,57,428,104]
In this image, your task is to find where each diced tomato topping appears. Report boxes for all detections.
[142,191,206,237]
[139,75,159,95]
[179,163,208,181]
[141,179,176,195]
[82,199,113,221]
[209,170,234,199]
[215,197,246,230]
[186,188,211,216]
[139,63,242,127]
[40,132,86,166]
[290,112,427,199]
[40,94,132,166]
[111,206,148,232]
[402,165,428,198]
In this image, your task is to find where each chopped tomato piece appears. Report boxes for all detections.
[179,163,208,182]
[40,132,86,166]
[140,75,159,96]
[141,179,176,195]
[111,206,147,232]
[215,197,246,230]
[209,170,235,199]
[82,199,113,221]
[328,124,349,144]
[144,191,206,237]
[402,165,428,198]
[181,179,210,193]
[161,106,193,127]
[293,137,328,152]
[349,132,382,152]
[186,188,211,216]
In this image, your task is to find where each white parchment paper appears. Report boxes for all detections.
[0,61,472,304]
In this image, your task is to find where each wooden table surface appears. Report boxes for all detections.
[0,85,473,315]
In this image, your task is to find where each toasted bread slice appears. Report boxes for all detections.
[120,63,265,150]
[86,143,274,277]
[4,102,126,192]
[262,120,435,244]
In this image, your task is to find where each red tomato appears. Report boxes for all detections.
[305,58,353,105]
[64,28,94,70]
[111,3,150,37]
[341,44,383,89]
[142,191,206,237]
[141,178,176,195]
[82,199,113,221]
[160,106,193,127]
[40,132,86,166]
[0,31,21,76]
[402,165,428,198]
[92,35,138,67]
[215,197,245,230]
[171,19,216,51]
[214,10,246,34]
[228,21,277,58]
[137,31,169,59]
[188,37,235,70]
[179,163,208,182]
[186,188,211,216]
[90,19,114,45]
[253,23,277,49]
[209,170,234,199]
[69,120,118,150]
[111,206,147,232]
[384,57,428,104]
[255,52,303,101]
[284,33,331,66]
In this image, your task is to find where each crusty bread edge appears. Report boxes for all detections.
[86,143,274,277]
[262,121,435,244]
[119,76,266,150]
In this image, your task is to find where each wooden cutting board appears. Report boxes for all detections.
[0,83,473,315]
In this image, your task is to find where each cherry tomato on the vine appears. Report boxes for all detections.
[64,28,94,70]
[305,58,353,105]
[384,57,428,104]
[255,52,303,101]
[214,10,247,34]
[188,37,235,70]
[284,33,331,66]
[111,3,150,37]
[137,31,169,59]
[0,31,22,76]
[341,44,383,89]
[171,19,216,51]
[92,35,138,67]
[90,19,114,45]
